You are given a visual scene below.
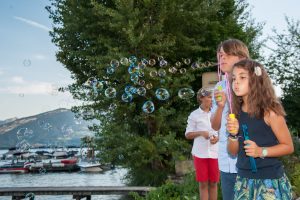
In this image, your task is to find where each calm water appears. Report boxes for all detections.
[0,150,128,200]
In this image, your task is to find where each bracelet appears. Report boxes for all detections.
[228,134,239,141]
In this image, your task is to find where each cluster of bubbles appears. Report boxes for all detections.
[16,128,34,151]
[83,56,215,113]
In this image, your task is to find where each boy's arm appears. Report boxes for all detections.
[186,131,209,140]
[211,106,224,131]
[211,90,226,131]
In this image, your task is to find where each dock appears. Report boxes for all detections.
[0,186,155,200]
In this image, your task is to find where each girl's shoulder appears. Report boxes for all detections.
[264,110,284,126]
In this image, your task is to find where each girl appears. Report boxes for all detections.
[227,59,294,199]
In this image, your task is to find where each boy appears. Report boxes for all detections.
[211,39,249,200]
[186,87,219,200]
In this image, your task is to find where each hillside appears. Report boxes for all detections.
[0,108,96,149]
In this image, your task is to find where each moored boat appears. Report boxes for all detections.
[0,162,28,174]
[78,162,103,172]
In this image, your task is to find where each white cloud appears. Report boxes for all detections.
[33,54,47,60]
[14,16,51,32]
[11,76,25,84]
[0,78,68,95]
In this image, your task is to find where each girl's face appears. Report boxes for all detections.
[218,47,242,73]
[232,67,249,97]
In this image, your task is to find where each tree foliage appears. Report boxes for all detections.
[47,0,261,185]
[267,18,300,132]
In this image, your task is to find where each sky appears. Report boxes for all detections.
[0,0,299,121]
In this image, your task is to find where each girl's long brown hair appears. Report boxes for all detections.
[231,59,286,119]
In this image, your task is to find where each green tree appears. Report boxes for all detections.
[266,17,300,132]
[47,0,261,185]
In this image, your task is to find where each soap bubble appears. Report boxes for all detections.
[129,56,137,63]
[95,81,104,91]
[125,85,136,94]
[148,59,156,66]
[120,57,129,65]
[155,88,170,100]
[149,70,157,77]
[178,88,195,99]
[137,87,146,96]
[17,128,34,140]
[138,80,145,86]
[142,100,155,113]
[191,62,200,69]
[179,68,187,74]
[106,66,115,74]
[23,59,31,67]
[25,192,35,199]
[122,93,133,102]
[158,69,166,77]
[110,59,120,68]
[138,62,146,70]
[61,125,74,138]
[104,87,117,98]
[130,73,139,83]
[141,58,148,65]
[86,77,98,87]
[157,56,164,61]
[146,83,153,89]
[175,61,182,67]
[16,139,31,151]
[183,58,191,65]
[128,65,137,74]
[159,59,168,67]
[168,67,177,74]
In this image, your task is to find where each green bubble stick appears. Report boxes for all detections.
[217,85,222,101]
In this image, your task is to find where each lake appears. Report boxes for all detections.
[0,149,128,200]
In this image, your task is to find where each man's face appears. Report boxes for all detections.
[218,47,242,73]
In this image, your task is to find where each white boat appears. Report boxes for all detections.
[78,162,103,172]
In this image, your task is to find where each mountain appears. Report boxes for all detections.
[0,108,96,149]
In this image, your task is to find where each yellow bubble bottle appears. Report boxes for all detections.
[228,114,238,134]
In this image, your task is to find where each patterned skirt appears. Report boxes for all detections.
[234,174,292,200]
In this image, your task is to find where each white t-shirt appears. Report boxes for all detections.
[185,107,218,159]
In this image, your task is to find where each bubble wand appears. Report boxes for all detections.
[242,124,257,173]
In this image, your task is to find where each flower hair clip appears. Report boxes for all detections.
[254,66,262,76]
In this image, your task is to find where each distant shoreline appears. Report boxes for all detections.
[0,145,82,150]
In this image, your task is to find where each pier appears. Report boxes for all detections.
[0,186,155,200]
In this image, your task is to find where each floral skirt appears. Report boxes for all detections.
[234,174,292,200]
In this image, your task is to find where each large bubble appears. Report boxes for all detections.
[137,87,146,96]
[148,59,156,66]
[155,88,170,100]
[110,59,120,68]
[125,85,136,94]
[178,88,195,99]
[129,56,137,63]
[122,93,133,102]
[104,87,117,98]
[120,57,129,65]
[142,100,155,113]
